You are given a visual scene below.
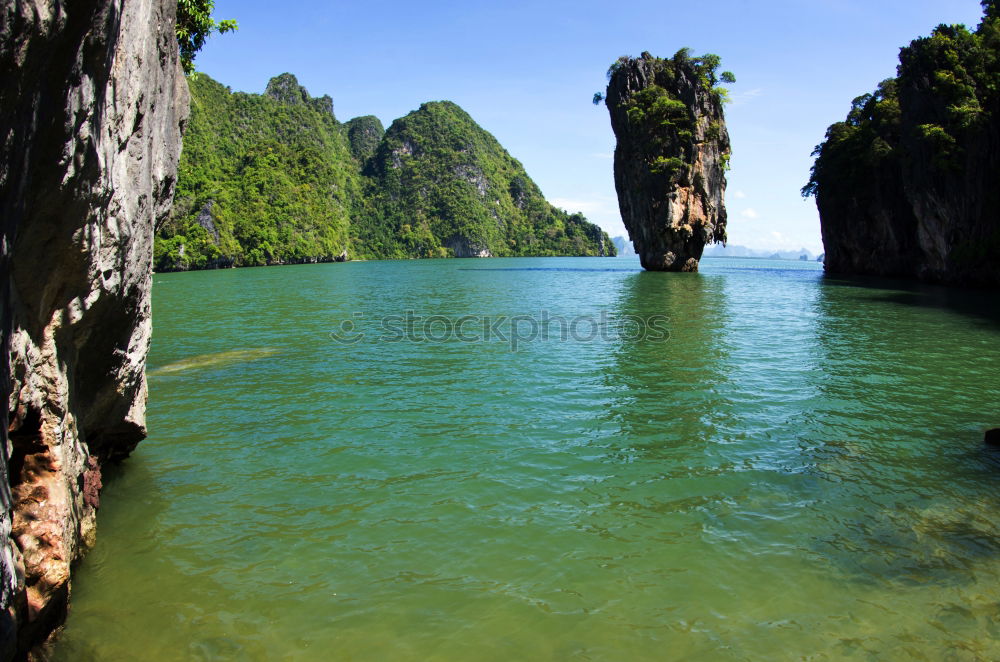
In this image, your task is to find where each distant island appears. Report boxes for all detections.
[702,244,818,261]
[157,73,614,271]
[611,236,635,257]
[611,237,819,262]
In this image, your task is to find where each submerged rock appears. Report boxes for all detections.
[0,0,188,655]
[603,51,731,271]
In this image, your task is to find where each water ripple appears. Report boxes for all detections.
[55,257,1000,661]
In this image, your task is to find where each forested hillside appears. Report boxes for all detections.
[157,74,613,270]
[157,74,362,270]
[357,101,613,259]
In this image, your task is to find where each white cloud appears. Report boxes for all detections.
[740,208,759,219]
[732,190,747,199]
[549,195,625,237]
[730,88,764,107]
[591,152,613,160]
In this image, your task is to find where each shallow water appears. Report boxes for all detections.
[55,257,1000,660]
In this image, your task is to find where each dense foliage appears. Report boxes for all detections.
[345,116,385,164]
[596,48,735,106]
[157,75,361,270]
[805,2,1000,196]
[357,101,613,259]
[158,75,613,270]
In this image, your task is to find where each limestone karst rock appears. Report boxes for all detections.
[805,6,1000,287]
[162,79,614,267]
[604,51,731,272]
[0,0,188,655]
[362,101,614,258]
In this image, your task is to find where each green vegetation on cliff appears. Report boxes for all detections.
[599,50,731,272]
[598,49,734,181]
[356,101,613,259]
[156,74,361,270]
[344,115,385,164]
[803,12,1000,198]
[159,74,613,270]
[804,1,1000,285]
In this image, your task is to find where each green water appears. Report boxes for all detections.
[55,257,1000,661]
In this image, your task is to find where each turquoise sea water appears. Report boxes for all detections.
[55,257,1000,660]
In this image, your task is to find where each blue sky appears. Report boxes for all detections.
[193,0,986,253]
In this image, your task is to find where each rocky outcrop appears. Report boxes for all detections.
[604,51,731,272]
[805,8,1000,287]
[164,75,614,265]
[0,0,188,657]
[265,72,335,118]
[157,73,359,270]
[445,236,492,258]
[195,200,220,243]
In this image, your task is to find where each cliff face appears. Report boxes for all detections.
[806,9,1000,287]
[0,0,188,656]
[605,52,731,272]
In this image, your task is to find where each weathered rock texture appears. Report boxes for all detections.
[605,52,731,272]
[805,9,1000,287]
[0,0,188,657]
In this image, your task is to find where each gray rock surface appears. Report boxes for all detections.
[604,52,731,272]
[804,10,1000,288]
[445,236,493,258]
[0,0,188,657]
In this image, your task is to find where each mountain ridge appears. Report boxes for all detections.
[157,73,614,271]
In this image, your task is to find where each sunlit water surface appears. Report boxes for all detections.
[55,257,1000,660]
